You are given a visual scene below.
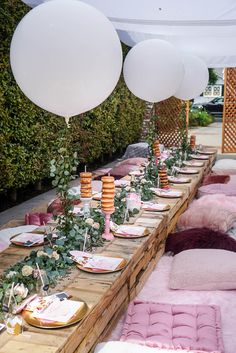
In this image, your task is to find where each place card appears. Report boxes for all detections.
[183,161,204,167]
[178,168,199,175]
[142,202,170,211]
[151,188,183,198]
[92,192,102,201]
[115,179,130,187]
[83,256,123,271]
[128,170,144,177]
[32,299,84,323]
[189,154,209,160]
[115,225,146,237]
[168,176,191,184]
[11,232,44,246]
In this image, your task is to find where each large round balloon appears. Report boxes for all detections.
[123,39,184,103]
[174,55,209,100]
[21,0,46,7]
[10,0,122,118]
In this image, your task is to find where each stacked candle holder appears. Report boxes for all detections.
[80,172,92,216]
[190,135,196,151]
[153,140,161,158]
[159,167,169,189]
[101,176,115,240]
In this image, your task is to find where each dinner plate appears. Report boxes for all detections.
[142,202,170,212]
[114,226,150,238]
[189,154,209,160]
[168,176,191,184]
[151,188,183,198]
[22,298,88,329]
[183,161,204,167]
[196,149,216,155]
[76,254,127,273]
[10,231,46,247]
[178,168,199,175]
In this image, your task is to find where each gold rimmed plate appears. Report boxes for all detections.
[178,168,199,175]
[196,149,216,155]
[76,254,127,274]
[10,231,46,247]
[142,203,171,212]
[168,176,191,184]
[114,227,150,239]
[22,298,88,329]
[189,154,209,160]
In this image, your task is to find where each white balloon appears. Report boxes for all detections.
[123,39,184,103]
[10,0,122,118]
[21,0,45,7]
[174,55,209,100]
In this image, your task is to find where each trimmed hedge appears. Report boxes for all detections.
[189,109,213,127]
[0,0,145,193]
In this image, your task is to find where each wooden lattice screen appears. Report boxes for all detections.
[155,97,188,147]
[222,68,236,153]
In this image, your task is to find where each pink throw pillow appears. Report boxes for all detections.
[177,206,236,233]
[198,184,236,198]
[25,213,53,226]
[169,249,236,290]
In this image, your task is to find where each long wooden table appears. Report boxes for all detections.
[0,153,216,353]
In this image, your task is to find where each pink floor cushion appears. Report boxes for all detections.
[25,212,53,226]
[109,164,139,178]
[118,157,147,166]
[189,194,236,213]
[165,227,236,255]
[121,300,224,353]
[177,206,236,233]
[202,174,230,186]
[198,184,236,198]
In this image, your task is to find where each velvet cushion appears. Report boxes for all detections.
[198,184,236,198]
[121,300,224,353]
[118,157,147,166]
[169,249,236,290]
[177,206,236,232]
[25,213,53,226]
[202,173,230,186]
[165,227,236,255]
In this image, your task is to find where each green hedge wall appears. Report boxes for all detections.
[0,0,145,193]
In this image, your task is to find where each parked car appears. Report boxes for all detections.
[202,97,224,114]
[191,97,224,115]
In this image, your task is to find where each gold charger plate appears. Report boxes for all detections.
[76,255,127,274]
[168,177,191,184]
[10,231,46,248]
[142,204,171,212]
[22,299,88,329]
[114,228,150,239]
[178,168,199,175]
[196,149,216,155]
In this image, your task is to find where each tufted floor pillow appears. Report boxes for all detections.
[198,184,236,198]
[121,300,224,353]
[202,174,230,186]
[165,227,236,255]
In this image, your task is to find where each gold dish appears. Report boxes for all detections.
[114,228,150,239]
[22,299,88,329]
[10,231,46,248]
[76,255,127,274]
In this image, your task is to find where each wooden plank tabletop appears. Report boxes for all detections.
[0,152,216,353]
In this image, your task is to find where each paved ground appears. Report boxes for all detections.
[189,122,222,153]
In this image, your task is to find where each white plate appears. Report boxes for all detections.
[183,161,204,167]
[168,176,191,184]
[0,225,38,252]
[189,154,209,160]
[178,168,199,174]
[151,188,183,198]
[196,149,216,155]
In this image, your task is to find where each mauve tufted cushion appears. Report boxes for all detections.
[121,300,224,353]
[165,227,236,255]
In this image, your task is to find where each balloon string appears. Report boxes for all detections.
[64,117,71,128]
